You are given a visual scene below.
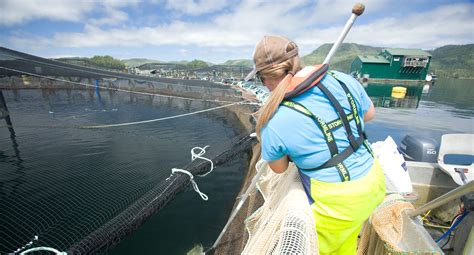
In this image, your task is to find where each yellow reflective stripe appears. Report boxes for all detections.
[346,92,360,125]
[336,163,350,181]
[327,113,354,130]
[282,100,334,144]
[282,101,312,116]
[327,119,342,130]
[364,140,375,157]
[316,116,334,143]
[327,70,362,126]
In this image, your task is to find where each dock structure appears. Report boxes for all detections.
[132,62,251,81]
[351,48,432,82]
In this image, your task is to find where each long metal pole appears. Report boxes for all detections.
[408,181,474,218]
[323,3,365,65]
[208,3,366,252]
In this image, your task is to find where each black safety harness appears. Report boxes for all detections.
[281,71,374,182]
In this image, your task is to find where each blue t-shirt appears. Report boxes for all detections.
[261,71,374,182]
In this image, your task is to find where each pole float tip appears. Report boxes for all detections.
[352,3,365,16]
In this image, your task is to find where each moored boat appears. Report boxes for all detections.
[211,134,473,254]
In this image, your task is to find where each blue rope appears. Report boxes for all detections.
[435,211,470,243]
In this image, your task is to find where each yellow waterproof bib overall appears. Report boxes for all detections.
[310,159,386,255]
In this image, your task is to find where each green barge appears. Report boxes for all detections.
[351,48,434,108]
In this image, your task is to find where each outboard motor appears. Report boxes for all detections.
[399,135,438,163]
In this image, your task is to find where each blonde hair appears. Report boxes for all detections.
[255,55,301,138]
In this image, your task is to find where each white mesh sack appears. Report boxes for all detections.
[242,160,318,255]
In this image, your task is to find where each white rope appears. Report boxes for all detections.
[80,102,242,128]
[192,146,214,177]
[13,235,66,255]
[14,235,38,254]
[170,146,215,200]
[19,247,67,255]
[172,168,209,201]
[0,66,251,104]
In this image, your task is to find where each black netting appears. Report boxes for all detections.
[68,134,256,254]
[0,47,258,254]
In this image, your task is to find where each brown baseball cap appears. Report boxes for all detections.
[245,35,299,81]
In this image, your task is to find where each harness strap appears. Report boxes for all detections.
[327,71,374,157]
[327,113,354,131]
[301,135,365,171]
[327,71,364,136]
[281,100,338,157]
[281,100,350,181]
[315,81,359,150]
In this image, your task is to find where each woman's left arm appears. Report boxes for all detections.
[268,155,290,173]
[364,103,375,122]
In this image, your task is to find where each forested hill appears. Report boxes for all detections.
[300,43,473,79]
[121,58,161,67]
[428,44,474,79]
[222,59,253,67]
[300,43,381,73]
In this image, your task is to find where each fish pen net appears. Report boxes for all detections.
[66,133,257,254]
[0,47,259,254]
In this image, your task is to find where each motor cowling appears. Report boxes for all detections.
[399,135,438,163]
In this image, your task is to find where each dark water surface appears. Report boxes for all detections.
[0,78,473,255]
[0,89,249,254]
[365,78,473,144]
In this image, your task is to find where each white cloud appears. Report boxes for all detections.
[12,0,312,49]
[0,0,139,26]
[162,0,233,15]
[4,1,474,62]
[0,0,95,25]
[345,3,474,49]
[307,0,391,24]
[89,8,129,26]
[101,0,141,8]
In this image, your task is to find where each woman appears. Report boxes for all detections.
[247,35,386,255]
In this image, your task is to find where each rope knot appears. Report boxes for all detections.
[170,145,214,201]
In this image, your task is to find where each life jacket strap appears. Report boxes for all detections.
[326,113,354,131]
[281,100,338,158]
[315,81,359,150]
[301,135,365,171]
[281,100,351,182]
[327,71,374,157]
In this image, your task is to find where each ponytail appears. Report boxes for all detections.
[255,56,301,138]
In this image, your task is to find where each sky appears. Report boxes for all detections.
[0,0,473,63]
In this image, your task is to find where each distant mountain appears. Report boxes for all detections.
[121,58,161,67]
[429,44,474,79]
[170,60,190,65]
[301,43,381,73]
[222,59,253,67]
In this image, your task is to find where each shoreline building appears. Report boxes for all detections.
[351,48,432,81]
